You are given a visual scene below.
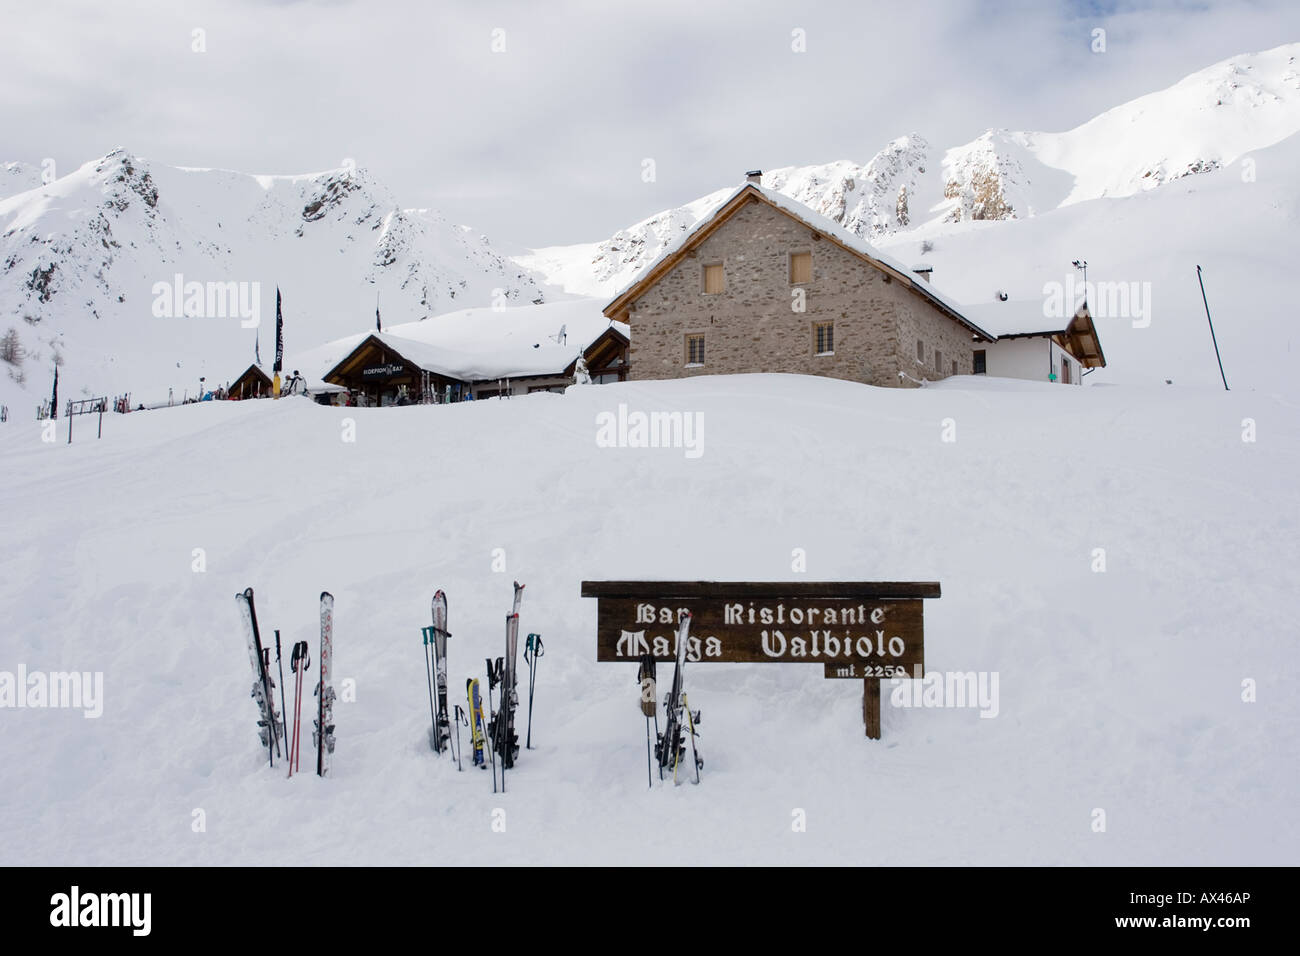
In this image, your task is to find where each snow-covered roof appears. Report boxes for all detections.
[313,298,626,384]
[605,182,995,341]
[961,298,1078,337]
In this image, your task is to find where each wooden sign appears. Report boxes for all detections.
[361,363,404,380]
[595,597,923,669]
[582,581,939,740]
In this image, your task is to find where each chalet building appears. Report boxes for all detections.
[964,299,1106,384]
[319,300,628,406]
[229,364,272,400]
[603,175,1105,386]
[226,363,345,404]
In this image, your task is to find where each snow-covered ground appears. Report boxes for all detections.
[1,374,1295,865]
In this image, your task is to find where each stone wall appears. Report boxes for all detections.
[626,197,973,387]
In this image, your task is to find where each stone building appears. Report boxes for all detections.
[603,176,1105,386]
[603,177,996,387]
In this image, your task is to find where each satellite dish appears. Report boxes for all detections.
[549,324,567,346]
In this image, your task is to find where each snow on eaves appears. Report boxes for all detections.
[960,298,1075,338]
[301,297,623,385]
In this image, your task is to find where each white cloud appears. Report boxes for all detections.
[0,0,1296,245]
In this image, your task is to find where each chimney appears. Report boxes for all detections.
[912,266,933,284]
[745,169,762,185]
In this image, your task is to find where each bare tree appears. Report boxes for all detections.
[0,328,21,365]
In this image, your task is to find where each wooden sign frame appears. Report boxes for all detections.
[581,581,939,740]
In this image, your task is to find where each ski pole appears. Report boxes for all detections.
[485,658,499,793]
[524,634,543,749]
[638,654,656,788]
[275,630,289,757]
[421,627,438,751]
[288,640,310,776]
[453,705,466,772]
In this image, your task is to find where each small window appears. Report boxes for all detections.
[790,251,812,285]
[973,350,987,374]
[934,349,943,372]
[916,339,924,362]
[685,334,705,366]
[813,321,833,355]
[702,263,724,295]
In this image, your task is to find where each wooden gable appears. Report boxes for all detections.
[1057,306,1107,368]
[567,325,630,378]
[323,335,417,386]
[230,364,272,399]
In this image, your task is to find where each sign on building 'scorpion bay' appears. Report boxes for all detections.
[361,363,404,380]
[591,594,925,670]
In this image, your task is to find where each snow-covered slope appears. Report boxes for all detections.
[0,161,43,200]
[517,189,732,300]
[0,150,548,410]
[520,44,1300,297]
[0,374,1294,864]
[877,129,1300,390]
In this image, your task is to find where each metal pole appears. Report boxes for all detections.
[1196,266,1229,391]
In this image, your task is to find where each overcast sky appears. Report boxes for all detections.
[2,0,1297,247]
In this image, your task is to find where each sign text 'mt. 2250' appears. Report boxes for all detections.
[597,598,924,668]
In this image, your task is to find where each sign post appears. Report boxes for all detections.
[581,581,939,740]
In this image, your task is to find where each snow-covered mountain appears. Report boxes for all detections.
[518,43,1300,298]
[0,150,548,408]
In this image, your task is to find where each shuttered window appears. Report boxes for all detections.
[790,251,812,284]
[702,263,724,295]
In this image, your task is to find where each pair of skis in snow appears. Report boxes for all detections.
[237,587,335,777]
[428,582,539,793]
[640,610,702,787]
[422,590,467,771]
[485,581,526,792]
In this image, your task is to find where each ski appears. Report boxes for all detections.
[655,610,702,784]
[236,587,282,767]
[682,691,702,785]
[314,591,336,777]
[431,590,451,755]
[500,610,521,779]
[467,678,487,768]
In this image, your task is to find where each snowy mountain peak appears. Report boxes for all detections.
[520,44,1300,299]
[0,151,550,405]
